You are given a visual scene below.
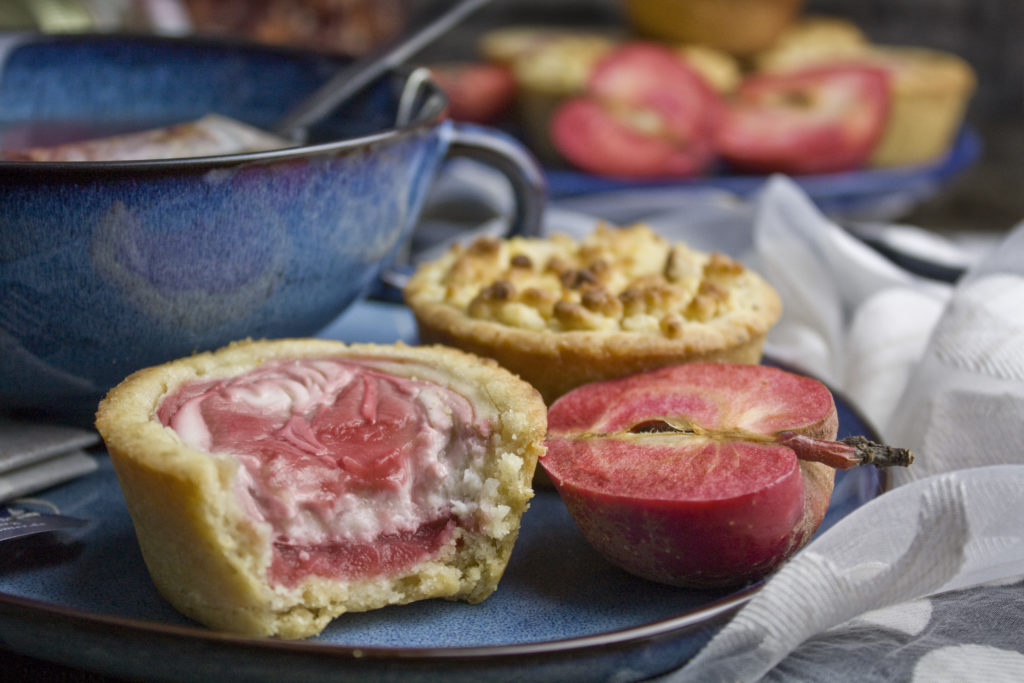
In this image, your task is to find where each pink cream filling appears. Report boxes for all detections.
[157,357,492,587]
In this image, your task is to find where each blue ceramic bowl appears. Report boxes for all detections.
[0,34,545,419]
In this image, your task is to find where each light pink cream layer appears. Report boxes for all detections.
[157,358,493,586]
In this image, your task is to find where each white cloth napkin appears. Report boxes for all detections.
[643,176,1024,681]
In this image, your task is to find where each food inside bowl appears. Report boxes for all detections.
[1,113,291,161]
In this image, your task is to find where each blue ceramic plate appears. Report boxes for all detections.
[544,126,981,220]
[0,301,885,682]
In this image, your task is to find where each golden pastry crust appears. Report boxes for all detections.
[404,224,782,405]
[95,339,546,639]
[863,46,976,167]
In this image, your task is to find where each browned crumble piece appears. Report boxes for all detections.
[546,255,571,275]
[578,244,606,265]
[522,287,553,305]
[468,236,501,255]
[446,240,503,287]
[643,283,686,314]
[685,281,729,321]
[510,253,533,269]
[619,287,645,317]
[553,300,590,330]
[560,268,600,290]
[587,258,610,281]
[660,313,685,338]
[705,252,745,277]
[581,286,623,317]
[664,246,701,282]
[468,280,516,319]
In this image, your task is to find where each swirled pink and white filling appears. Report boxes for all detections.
[157,357,500,587]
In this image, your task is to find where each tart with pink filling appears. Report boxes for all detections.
[95,339,546,639]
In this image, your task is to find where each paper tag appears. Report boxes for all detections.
[0,502,88,542]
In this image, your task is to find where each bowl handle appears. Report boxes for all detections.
[375,122,546,296]
[443,122,547,240]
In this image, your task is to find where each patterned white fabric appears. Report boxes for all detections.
[666,177,1024,681]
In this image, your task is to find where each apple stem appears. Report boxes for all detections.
[842,435,915,468]
[776,432,914,470]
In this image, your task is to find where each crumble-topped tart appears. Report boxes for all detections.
[95,339,546,639]
[404,224,781,404]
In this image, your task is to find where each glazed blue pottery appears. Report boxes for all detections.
[0,34,545,419]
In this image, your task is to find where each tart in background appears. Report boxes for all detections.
[404,224,781,405]
[862,46,976,167]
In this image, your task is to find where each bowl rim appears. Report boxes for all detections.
[0,32,450,173]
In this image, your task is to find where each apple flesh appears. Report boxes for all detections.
[549,42,722,179]
[541,363,912,588]
[715,64,891,175]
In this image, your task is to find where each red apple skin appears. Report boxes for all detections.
[715,64,890,175]
[429,62,517,124]
[549,42,722,179]
[541,363,837,588]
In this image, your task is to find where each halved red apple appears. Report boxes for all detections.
[549,42,722,179]
[541,363,912,588]
[716,64,890,175]
[429,62,517,124]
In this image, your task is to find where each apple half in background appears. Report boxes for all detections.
[549,42,723,179]
[715,64,891,175]
[428,62,518,125]
[541,363,912,588]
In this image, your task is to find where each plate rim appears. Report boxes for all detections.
[0,575,761,662]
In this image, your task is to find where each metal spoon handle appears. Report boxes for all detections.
[273,0,492,140]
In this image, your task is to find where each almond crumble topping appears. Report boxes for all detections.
[427,224,758,335]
